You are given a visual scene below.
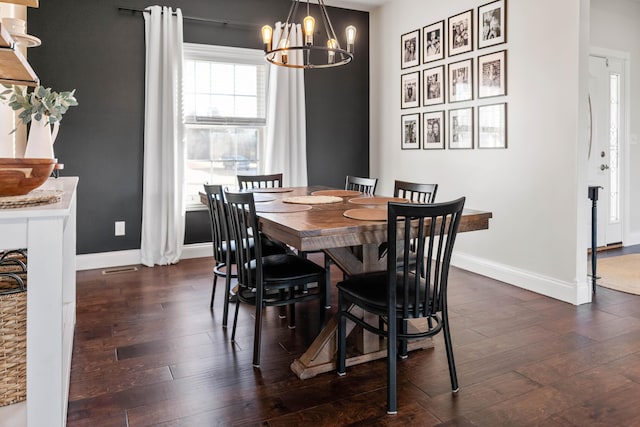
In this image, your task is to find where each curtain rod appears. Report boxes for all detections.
[117,6,258,30]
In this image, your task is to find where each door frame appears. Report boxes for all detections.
[589,46,631,247]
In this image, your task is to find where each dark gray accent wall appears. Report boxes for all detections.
[27,0,369,253]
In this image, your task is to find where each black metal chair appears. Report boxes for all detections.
[203,185,288,327]
[336,197,466,414]
[393,180,438,203]
[203,184,237,327]
[345,175,377,195]
[237,173,283,190]
[224,190,327,367]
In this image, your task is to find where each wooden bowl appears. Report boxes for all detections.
[0,158,57,197]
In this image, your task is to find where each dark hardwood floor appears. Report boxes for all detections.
[597,243,640,258]
[67,253,640,426]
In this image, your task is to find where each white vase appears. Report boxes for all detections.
[24,116,59,159]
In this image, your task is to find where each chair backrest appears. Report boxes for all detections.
[237,173,283,190]
[393,180,438,203]
[203,184,229,264]
[224,190,262,291]
[387,197,465,318]
[345,175,378,195]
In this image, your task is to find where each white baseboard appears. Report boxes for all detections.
[452,252,589,306]
[76,243,213,271]
[625,232,640,247]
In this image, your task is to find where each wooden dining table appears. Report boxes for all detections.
[201,186,492,379]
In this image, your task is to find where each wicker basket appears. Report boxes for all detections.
[0,250,27,284]
[0,269,27,406]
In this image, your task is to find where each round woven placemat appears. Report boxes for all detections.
[311,189,362,197]
[282,195,343,205]
[343,208,387,221]
[0,190,63,209]
[348,196,409,206]
[247,187,293,193]
[255,203,313,213]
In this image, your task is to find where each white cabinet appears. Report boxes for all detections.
[0,177,77,427]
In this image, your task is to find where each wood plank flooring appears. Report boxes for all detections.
[67,254,640,426]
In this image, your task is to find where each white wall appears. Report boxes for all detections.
[590,0,640,245]
[370,0,592,304]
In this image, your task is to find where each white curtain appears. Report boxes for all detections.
[141,6,185,266]
[264,22,308,187]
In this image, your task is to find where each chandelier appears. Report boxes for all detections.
[261,0,356,69]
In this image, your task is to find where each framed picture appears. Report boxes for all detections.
[423,21,445,63]
[401,113,420,150]
[478,103,507,148]
[478,0,506,49]
[401,29,420,69]
[449,107,473,149]
[423,111,445,150]
[423,66,444,106]
[478,50,506,98]
[448,9,473,57]
[448,59,473,103]
[401,72,420,109]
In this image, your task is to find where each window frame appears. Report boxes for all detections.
[182,43,268,211]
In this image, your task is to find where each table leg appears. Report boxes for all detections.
[290,306,434,380]
[324,243,385,277]
[291,243,433,380]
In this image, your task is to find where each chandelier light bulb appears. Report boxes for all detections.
[261,25,273,52]
[327,38,338,64]
[346,25,357,53]
[303,15,315,46]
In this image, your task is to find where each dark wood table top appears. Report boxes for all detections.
[247,186,492,252]
[200,186,492,252]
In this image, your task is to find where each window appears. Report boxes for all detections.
[183,43,267,208]
[609,73,620,223]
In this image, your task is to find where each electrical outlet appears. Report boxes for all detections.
[115,221,125,236]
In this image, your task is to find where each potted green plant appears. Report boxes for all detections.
[1,84,78,127]
[0,84,78,158]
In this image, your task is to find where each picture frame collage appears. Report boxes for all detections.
[401,0,508,150]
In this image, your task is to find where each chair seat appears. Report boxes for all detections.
[337,271,432,316]
[220,235,289,263]
[245,254,325,287]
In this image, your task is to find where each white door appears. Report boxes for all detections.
[588,55,624,247]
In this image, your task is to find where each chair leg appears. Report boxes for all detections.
[387,311,398,415]
[398,319,408,359]
[337,293,347,376]
[222,267,232,327]
[252,303,264,368]
[323,254,331,308]
[318,295,326,328]
[442,309,459,393]
[279,289,287,318]
[231,298,241,342]
[288,288,296,329]
[210,267,219,310]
